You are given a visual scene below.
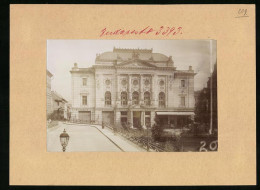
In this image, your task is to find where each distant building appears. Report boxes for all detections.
[51,91,68,119]
[64,103,72,120]
[47,70,53,115]
[70,48,196,128]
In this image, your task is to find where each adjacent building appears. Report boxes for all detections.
[51,91,68,120]
[70,48,196,128]
[47,70,53,115]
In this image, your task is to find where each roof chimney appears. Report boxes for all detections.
[74,63,78,68]
[189,66,193,71]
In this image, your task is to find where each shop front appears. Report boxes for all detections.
[156,112,194,129]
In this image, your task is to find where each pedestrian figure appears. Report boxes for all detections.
[102,122,104,129]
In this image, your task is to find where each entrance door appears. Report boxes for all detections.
[78,111,91,123]
[133,111,141,128]
[102,111,114,126]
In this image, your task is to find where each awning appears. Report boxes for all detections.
[156,112,195,116]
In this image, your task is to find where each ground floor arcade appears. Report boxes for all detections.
[71,108,194,129]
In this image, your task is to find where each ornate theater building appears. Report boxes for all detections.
[70,48,196,129]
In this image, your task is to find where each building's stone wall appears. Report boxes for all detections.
[70,49,195,126]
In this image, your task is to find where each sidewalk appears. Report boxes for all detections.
[61,122,146,152]
[90,125,146,152]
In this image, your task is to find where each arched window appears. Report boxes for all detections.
[105,91,111,106]
[121,91,128,106]
[132,91,139,105]
[144,91,151,106]
[159,92,165,107]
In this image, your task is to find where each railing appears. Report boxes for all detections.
[103,123,166,152]
[70,119,96,124]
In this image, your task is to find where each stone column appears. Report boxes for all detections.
[128,75,132,104]
[95,110,102,125]
[115,111,121,126]
[151,74,154,106]
[140,75,143,104]
[129,111,133,128]
[117,75,121,103]
[141,111,145,127]
[166,76,168,108]
[118,75,123,108]
[150,111,155,127]
[153,75,158,107]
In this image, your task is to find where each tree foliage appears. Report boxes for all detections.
[151,114,163,141]
[195,63,218,131]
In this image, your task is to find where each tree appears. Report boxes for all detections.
[195,62,218,133]
[151,114,163,141]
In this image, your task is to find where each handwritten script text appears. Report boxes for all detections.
[99,26,183,37]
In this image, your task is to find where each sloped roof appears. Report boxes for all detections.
[47,70,53,77]
[96,48,170,62]
[51,91,68,103]
[117,59,157,67]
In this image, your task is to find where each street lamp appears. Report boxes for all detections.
[60,129,70,152]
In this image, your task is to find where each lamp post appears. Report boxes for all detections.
[60,129,70,152]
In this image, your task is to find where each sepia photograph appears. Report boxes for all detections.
[47,40,217,152]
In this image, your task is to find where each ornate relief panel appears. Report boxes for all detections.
[131,76,140,92]
[119,76,128,92]
[103,76,112,91]
[143,76,151,92]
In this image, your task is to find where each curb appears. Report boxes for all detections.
[90,125,125,152]
[47,122,61,132]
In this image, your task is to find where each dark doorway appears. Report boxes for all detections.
[133,111,141,128]
[78,111,91,123]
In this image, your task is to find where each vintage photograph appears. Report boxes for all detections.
[47,40,217,152]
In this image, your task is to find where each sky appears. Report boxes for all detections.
[47,40,217,102]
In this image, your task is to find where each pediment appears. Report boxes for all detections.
[117,59,157,68]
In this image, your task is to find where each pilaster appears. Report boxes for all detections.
[150,111,155,127]
[115,110,121,126]
[128,75,132,103]
[95,110,102,124]
[140,75,144,104]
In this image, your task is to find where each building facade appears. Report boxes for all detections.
[47,70,53,115]
[51,91,68,120]
[70,48,196,128]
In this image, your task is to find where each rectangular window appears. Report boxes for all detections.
[181,80,185,87]
[145,111,151,115]
[82,78,87,86]
[181,97,185,106]
[82,96,87,105]
[121,111,127,116]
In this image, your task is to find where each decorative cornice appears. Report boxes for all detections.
[72,107,195,112]
[93,65,175,71]
[95,58,170,63]
[113,47,153,53]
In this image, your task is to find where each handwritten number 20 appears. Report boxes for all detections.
[199,140,218,152]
